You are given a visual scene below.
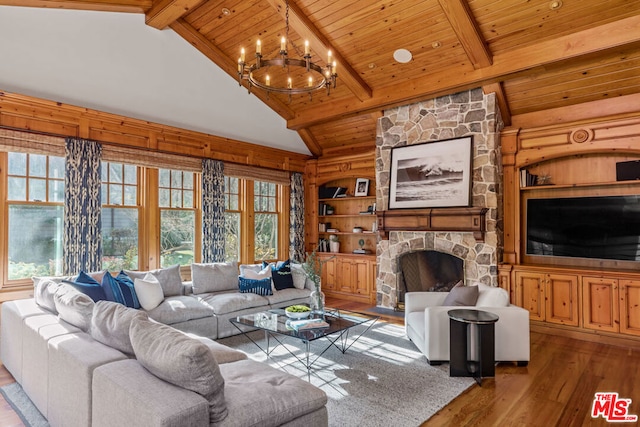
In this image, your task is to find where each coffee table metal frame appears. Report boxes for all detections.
[230,308,379,380]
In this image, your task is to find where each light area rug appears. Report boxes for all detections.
[218,322,475,427]
[0,382,48,427]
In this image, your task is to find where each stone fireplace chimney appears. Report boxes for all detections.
[375,88,504,309]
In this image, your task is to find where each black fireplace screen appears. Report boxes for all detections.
[397,250,463,306]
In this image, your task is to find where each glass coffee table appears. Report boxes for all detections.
[230,308,379,379]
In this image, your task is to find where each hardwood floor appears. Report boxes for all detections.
[1,298,638,426]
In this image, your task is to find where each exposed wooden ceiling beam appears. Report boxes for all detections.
[483,82,511,127]
[169,18,296,121]
[296,128,322,157]
[0,0,150,12]
[288,15,640,130]
[264,0,373,102]
[437,0,492,69]
[145,0,204,30]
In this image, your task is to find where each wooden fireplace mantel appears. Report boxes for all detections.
[376,207,488,241]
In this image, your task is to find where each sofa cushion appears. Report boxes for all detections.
[238,276,272,296]
[182,332,248,364]
[130,317,228,423]
[219,359,327,426]
[146,295,215,325]
[271,260,295,291]
[191,262,238,294]
[53,283,94,332]
[290,263,311,290]
[238,263,262,275]
[443,281,478,306]
[64,271,108,302]
[476,282,510,307]
[200,292,268,315]
[263,288,312,305]
[134,274,165,311]
[91,300,149,355]
[34,277,61,313]
[125,265,183,297]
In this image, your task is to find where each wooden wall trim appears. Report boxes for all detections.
[505,113,640,168]
[0,89,311,173]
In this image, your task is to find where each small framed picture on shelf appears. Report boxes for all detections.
[355,178,369,197]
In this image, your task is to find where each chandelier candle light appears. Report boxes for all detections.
[237,0,337,101]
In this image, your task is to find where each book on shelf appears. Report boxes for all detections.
[520,169,538,187]
[353,249,372,254]
[289,318,330,331]
[318,186,347,199]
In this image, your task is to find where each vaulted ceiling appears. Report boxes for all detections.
[2,0,640,158]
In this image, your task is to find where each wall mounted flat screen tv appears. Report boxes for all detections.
[526,195,640,262]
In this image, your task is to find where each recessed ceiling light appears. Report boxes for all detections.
[393,49,412,64]
[549,0,562,10]
[368,63,376,69]
[222,8,231,16]
[432,41,442,49]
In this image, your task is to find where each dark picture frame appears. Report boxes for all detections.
[388,136,473,209]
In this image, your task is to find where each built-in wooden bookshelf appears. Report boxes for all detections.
[305,151,377,304]
[500,114,640,346]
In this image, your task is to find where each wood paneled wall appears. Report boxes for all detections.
[0,90,311,172]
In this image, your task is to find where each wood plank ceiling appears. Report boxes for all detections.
[3,0,640,157]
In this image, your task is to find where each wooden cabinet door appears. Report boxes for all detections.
[620,279,640,337]
[582,277,619,333]
[337,258,354,293]
[515,271,545,321]
[352,258,371,297]
[320,256,337,292]
[545,274,579,326]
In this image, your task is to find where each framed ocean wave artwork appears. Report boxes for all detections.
[388,136,472,209]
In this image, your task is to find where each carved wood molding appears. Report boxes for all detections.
[376,207,488,241]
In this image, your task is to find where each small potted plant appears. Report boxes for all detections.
[329,234,340,253]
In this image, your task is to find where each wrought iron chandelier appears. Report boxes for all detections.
[237,0,337,101]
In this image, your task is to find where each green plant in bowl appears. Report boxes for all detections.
[285,305,311,319]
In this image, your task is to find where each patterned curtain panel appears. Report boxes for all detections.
[202,159,226,263]
[289,172,305,262]
[63,137,103,274]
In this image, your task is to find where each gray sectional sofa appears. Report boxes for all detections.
[0,262,327,426]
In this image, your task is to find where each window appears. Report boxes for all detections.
[224,176,241,262]
[159,169,196,267]
[101,162,139,271]
[6,152,64,280]
[254,181,278,261]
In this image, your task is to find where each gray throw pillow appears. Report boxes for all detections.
[53,283,94,332]
[442,281,478,306]
[125,265,183,297]
[129,317,228,423]
[191,262,238,294]
[91,300,148,355]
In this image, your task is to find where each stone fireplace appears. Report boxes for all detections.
[375,88,503,309]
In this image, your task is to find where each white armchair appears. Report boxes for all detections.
[404,284,530,366]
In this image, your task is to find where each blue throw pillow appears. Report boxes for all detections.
[64,271,107,302]
[116,271,141,309]
[271,260,294,291]
[238,277,272,296]
[102,273,125,304]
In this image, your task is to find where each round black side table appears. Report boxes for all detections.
[447,309,499,385]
